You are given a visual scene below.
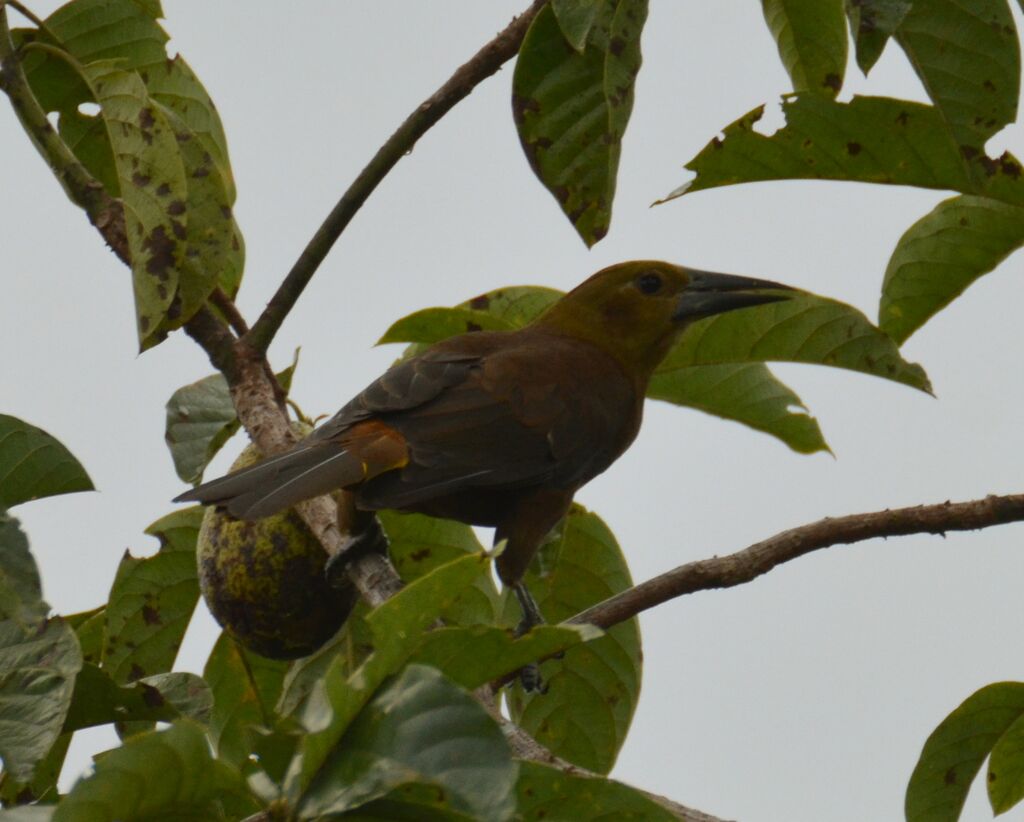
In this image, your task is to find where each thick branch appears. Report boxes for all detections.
[571,493,1024,630]
[243,0,546,353]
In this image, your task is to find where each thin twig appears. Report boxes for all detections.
[243,0,546,354]
[5,0,56,42]
[570,493,1024,630]
[210,286,249,335]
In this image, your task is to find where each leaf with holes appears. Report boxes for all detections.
[380,511,500,627]
[649,362,828,454]
[0,415,93,510]
[516,761,678,820]
[907,682,1024,821]
[845,0,912,73]
[101,509,202,687]
[298,664,516,820]
[880,195,1024,343]
[513,1,648,246]
[896,0,1020,157]
[203,632,289,769]
[0,618,82,782]
[761,0,847,96]
[661,293,932,392]
[664,95,1024,205]
[54,721,258,821]
[502,506,641,775]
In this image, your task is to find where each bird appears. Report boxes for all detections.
[176,260,794,639]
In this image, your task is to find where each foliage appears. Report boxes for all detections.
[2,0,1023,819]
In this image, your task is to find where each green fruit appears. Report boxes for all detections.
[197,428,358,659]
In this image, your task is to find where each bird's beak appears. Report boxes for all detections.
[673,269,796,323]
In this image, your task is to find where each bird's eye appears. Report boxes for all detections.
[635,272,663,295]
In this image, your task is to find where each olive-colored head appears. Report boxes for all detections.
[196,426,357,659]
[535,260,794,377]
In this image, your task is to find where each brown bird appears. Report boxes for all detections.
[176,261,793,634]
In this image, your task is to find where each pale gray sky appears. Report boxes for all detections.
[4,3,1024,820]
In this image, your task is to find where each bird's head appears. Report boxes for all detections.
[535,260,796,377]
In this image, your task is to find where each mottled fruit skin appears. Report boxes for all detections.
[197,433,357,659]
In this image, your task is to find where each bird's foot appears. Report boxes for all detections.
[324,516,389,589]
[512,582,549,693]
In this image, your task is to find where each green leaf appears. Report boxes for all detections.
[880,195,1024,343]
[285,552,491,799]
[551,0,602,51]
[0,618,82,782]
[649,362,828,454]
[0,732,70,807]
[503,506,641,775]
[0,415,94,509]
[380,511,499,627]
[661,293,932,393]
[664,95,1024,205]
[845,0,912,73]
[378,308,514,346]
[101,508,202,685]
[513,1,649,246]
[54,721,258,822]
[989,712,1024,814]
[906,681,1024,822]
[164,374,240,485]
[515,760,678,820]
[761,0,847,96]
[0,807,55,821]
[204,632,289,769]
[411,624,599,690]
[298,664,516,821]
[0,514,47,629]
[78,63,189,350]
[62,665,210,732]
[165,357,297,485]
[896,0,1020,155]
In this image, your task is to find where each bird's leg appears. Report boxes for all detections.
[513,581,544,636]
[325,498,389,589]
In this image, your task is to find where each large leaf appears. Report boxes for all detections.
[989,712,1024,815]
[515,761,678,820]
[551,0,602,51]
[906,681,1024,822]
[54,721,258,821]
[880,195,1024,343]
[381,286,827,453]
[649,362,828,454]
[62,665,210,732]
[0,515,46,629]
[285,552,491,799]
[896,0,1020,157]
[513,1,648,246]
[203,632,289,769]
[845,0,912,73]
[665,95,1024,205]
[661,293,932,392]
[761,0,847,96]
[0,618,81,782]
[0,415,93,509]
[411,623,599,690]
[101,508,202,685]
[503,506,641,775]
[298,665,516,820]
[379,511,500,627]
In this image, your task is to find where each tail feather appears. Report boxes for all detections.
[174,442,365,520]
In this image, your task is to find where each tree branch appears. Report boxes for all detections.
[570,493,1024,630]
[243,0,546,354]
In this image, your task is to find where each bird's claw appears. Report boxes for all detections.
[324,518,389,589]
[518,662,548,694]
